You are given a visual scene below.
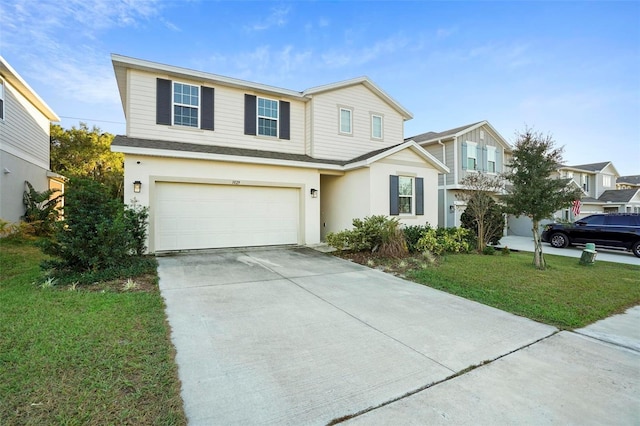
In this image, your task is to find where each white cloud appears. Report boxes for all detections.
[244,5,290,31]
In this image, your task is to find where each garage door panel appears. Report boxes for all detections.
[155,183,300,251]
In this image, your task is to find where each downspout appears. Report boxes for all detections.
[452,136,459,227]
[438,140,447,228]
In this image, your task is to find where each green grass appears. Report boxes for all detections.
[406,252,640,329]
[0,238,186,425]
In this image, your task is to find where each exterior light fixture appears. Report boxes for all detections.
[310,188,318,198]
[133,180,142,193]
[449,205,455,213]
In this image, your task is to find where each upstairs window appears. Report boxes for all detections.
[371,114,383,139]
[339,107,352,135]
[582,173,590,192]
[258,97,278,137]
[487,146,497,173]
[173,82,199,127]
[466,142,478,171]
[603,175,611,187]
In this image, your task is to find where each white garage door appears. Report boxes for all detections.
[155,182,299,251]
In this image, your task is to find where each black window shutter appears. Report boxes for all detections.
[156,78,172,125]
[279,100,290,140]
[416,177,424,216]
[244,94,257,135]
[389,175,399,216]
[201,87,214,131]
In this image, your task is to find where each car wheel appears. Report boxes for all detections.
[632,241,640,258]
[549,232,569,248]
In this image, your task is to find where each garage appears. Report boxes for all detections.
[155,182,300,251]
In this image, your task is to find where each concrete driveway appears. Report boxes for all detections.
[157,247,639,425]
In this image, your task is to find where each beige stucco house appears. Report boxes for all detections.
[0,56,63,223]
[407,121,512,228]
[110,54,448,252]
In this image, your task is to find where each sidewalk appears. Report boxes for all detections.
[497,235,640,266]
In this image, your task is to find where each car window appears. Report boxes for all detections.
[606,216,639,226]
[579,215,605,225]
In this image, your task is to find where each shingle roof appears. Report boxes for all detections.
[617,175,640,185]
[406,121,484,143]
[597,189,639,203]
[564,162,611,172]
[112,136,411,167]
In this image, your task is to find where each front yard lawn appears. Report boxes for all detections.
[0,238,186,425]
[341,251,640,329]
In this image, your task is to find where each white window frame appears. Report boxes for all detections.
[339,106,353,135]
[466,141,478,171]
[257,96,279,137]
[582,173,590,191]
[398,176,414,215]
[172,81,200,127]
[371,113,383,139]
[486,146,497,173]
[602,175,611,187]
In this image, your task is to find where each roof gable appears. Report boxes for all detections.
[597,188,640,203]
[343,140,449,173]
[0,55,59,121]
[407,120,512,152]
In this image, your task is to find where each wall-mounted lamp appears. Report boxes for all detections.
[133,180,142,193]
[449,205,455,213]
[310,188,318,198]
[3,168,11,174]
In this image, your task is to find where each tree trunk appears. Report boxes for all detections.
[477,221,485,252]
[531,220,546,270]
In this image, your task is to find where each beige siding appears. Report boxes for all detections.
[310,84,405,161]
[0,81,50,169]
[126,70,306,155]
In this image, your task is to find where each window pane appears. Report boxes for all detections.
[258,117,277,136]
[399,176,413,196]
[372,116,382,138]
[399,197,412,214]
[340,109,351,133]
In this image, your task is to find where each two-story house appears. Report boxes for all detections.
[110,54,448,252]
[406,121,512,229]
[0,56,63,223]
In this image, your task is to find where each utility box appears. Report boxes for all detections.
[579,243,597,265]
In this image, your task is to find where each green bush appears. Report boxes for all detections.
[403,224,431,253]
[416,227,472,256]
[41,178,149,273]
[124,199,149,256]
[460,197,504,246]
[326,215,407,256]
[482,246,496,256]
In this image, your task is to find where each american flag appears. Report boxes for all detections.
[572,199,581,216]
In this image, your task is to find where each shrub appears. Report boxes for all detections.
[0,219,36,240]
[482,246,496,256]
[501,246,511,256]
[403,224,431,253]
[124,199,149,256]
[326,215,407,256]
[416,227,472,256]
[460,197,504,247]
[22,181,61,236]
[41,178,149,273]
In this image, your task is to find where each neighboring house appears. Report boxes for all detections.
[508,161,640,236]
[0,56,63,223]
[110,54,448,252]
[617,175,640,190]
[406,121,512,228]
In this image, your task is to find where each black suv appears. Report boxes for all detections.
[541,213,640,258]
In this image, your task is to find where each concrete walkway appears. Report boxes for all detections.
[157,247,639,425]
[498,235,640,266]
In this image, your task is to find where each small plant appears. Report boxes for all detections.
[122,278,139,291]
[23,181,61,236]
[415,227,472,256]
[40,277,57,289]
[403,224,431,253]
[501,246,511,256]
[482,246,496,256]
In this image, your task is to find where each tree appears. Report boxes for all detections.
[50,123,124,200]
[502,128,581,269]
[461,195,504,249]
[456,173,505,252]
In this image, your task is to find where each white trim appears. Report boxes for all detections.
[345,140,449,173]
[338,106,353,135]
[172,81,200,128]
[0,78,4,121]
[257,96,280,138]
[370,113,383,140]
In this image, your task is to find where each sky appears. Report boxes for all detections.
[1,0,639,176]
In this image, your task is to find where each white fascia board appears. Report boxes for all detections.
[303,76,413,120]
[0,56,60,121]
[344,141,449,173]
[111,54,305,100]
[111,145,344,171]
